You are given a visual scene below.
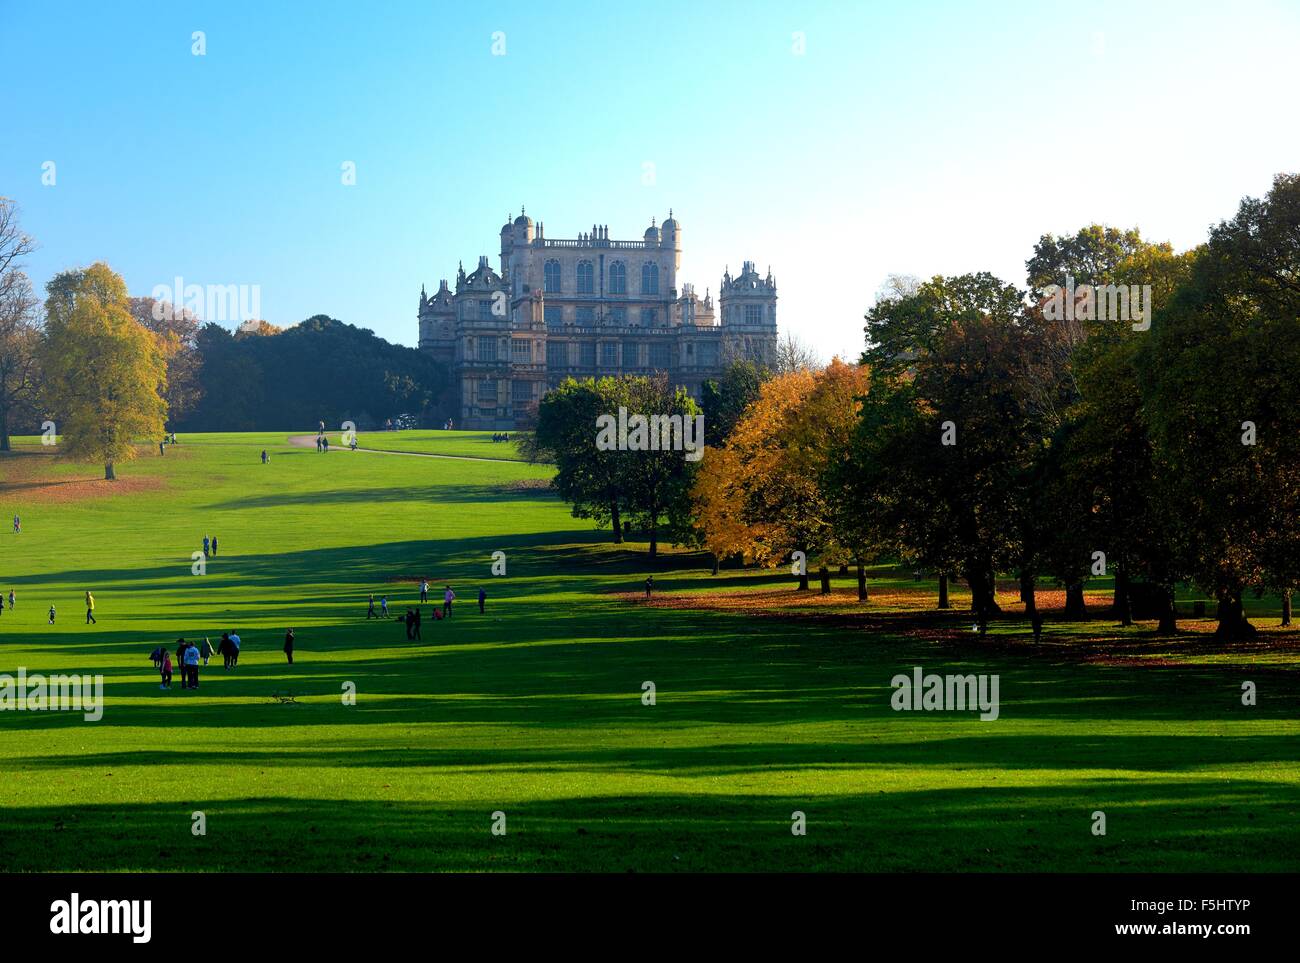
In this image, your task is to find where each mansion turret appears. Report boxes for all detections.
[418,209,778,429]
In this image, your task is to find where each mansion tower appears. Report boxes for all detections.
[418,209,778,429]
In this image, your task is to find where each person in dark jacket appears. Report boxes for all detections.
[283,628,295,665]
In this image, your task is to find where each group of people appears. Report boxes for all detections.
[370,581,488,638]
[0,589,15,617]
[202,535,220,558]
[490,433,510,443]
[153,637,208,689]
[150,630,250,690]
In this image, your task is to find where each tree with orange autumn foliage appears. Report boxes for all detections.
[693,359,871,593]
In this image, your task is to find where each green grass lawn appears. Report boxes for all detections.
[352,429,528,461]
[0,433,1296,872]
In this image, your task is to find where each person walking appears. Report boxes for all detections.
[47,604,55,624]
[200,637,214,666]
[211,536,218,557]
[203,535,210,558]
[7,590,13,610]
[85,590,97,624]
[219,633,233,669]
[12,515,19,534]
[412,606,422,641]
[478,587,486,614]
[380,596,389,618]
[160,649,173,690]
[0,593,4,618]
[644,575,653,599]
[183,639,201,689]
[366,594,377,619]
[443,585,455,619]
[283,628,295,665]
[322,436,329,453]
[419,579,429,604]
[404,608,414,640]
[229,630,241,667]
[261,449,269,464]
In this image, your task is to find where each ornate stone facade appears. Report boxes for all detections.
[418,210,778,429]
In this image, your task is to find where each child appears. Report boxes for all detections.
[160,650,173,689]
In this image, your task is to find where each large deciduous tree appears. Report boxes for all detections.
[1141,174,1300,637]
[694,360,869,591]
[41,263,168,479]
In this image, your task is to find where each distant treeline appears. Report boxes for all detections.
[177,315,451,432]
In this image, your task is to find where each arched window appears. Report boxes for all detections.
[609,260,627,295]
[577,260,594,294]
[544,260,561,294]
[641,261,659,295]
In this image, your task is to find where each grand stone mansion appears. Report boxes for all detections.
[418,209,778,429]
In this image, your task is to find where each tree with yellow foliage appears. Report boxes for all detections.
[41,262,168,480]
[693,359,871,593]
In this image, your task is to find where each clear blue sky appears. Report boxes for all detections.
[3,0,1297,361]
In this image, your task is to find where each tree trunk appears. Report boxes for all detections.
[104,462,115,480]
[1214,592,1257,639]
[1062,582,1086,619]
[966,568,1001,616]
[1282,591,1292,627]
[1156,584,1178,634]
[1114,566,1133,627]
[856,561,868,602]
[648,521,658,558]
[611,501,623,544]
[818,565,830,595]
[711,553,720,576]
[0,411,10,452]
[938,573,949,610]
[1020,573,1037,617]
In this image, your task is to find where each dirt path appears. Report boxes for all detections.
[285,434,524,464]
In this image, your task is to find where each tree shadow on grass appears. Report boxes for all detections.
[0,778,1294,872]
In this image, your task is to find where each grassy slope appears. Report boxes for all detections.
[0,433,1296,872]
[352,430,528,462]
